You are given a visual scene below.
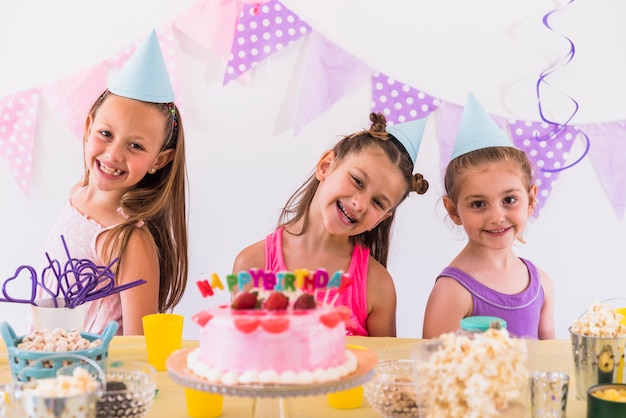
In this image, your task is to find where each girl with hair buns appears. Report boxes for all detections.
[233,112,429,337]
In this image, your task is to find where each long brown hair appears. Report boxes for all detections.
[278,113,429,266]
[82,91,188,312]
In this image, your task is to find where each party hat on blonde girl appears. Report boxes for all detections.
[108,29,175,103]
[449,92,515,161]
[386,117,427,165]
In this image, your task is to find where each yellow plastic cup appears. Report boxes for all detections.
[616,308,626,326]
[328,385,364,409]
[142,313,184,371]
[185,388,223,418]
[327,344,368,409]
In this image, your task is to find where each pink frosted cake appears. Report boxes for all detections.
[188,288,358,385]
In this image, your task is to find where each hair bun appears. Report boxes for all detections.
[369,112,387,133]
[411,173,429,195]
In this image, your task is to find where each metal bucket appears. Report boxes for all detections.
[570,328,626,401]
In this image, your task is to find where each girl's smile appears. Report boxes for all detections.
[337,201,357,224]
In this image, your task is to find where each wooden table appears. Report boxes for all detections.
[1,336,586,417]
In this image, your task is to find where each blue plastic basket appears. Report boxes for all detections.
[0,320,118,382]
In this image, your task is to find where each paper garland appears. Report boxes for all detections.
[223,0,311,86]
[0,89,38,196]
[371,72,441,126]
[1,0,625,220]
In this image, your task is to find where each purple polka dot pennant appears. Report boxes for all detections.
[508,120,578,216]
[222,0,311,85]
[371,72,440,125]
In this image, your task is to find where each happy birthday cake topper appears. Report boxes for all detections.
[197,268,354,306]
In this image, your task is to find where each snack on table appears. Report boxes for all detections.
[416,328,528,418]
[22,367,98,397]
[18,328,102,352]
[189,269,359,385]
[570,303,626,337]
[591,387,626,402]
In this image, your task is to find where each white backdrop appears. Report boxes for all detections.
[0,0,625,340]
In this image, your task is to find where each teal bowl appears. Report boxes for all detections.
[587,383,626,417]
[0,321,118,382]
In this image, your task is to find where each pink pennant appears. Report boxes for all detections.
[174,0,240,61]
[156,24,184,112]
[0,89,39,197]
[294,31,373,135]
[581,121,626,220]
[105,42,137,71]
[40,63,108,140]
[508,120,578,217]
[371,72,440,125]
[223,0,311,85]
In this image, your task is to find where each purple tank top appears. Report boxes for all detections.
[437,258,544,339]
[264,227,370,336]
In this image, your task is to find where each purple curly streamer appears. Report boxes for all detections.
[0,235,146,307]
[535,0,590,172]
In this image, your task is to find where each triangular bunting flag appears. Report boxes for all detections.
[223,0,311,85]
[293,31,372,135]
[508,120,578,217]
[40,63,108,140]
[581,121,626,220]
[371,72,440,125]
[0,89,39,197]
[156,24,184,112]
[105,41,137,71]
[173,0,240,61]
[435,100,463,190]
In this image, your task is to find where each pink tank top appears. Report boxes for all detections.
[42,187,123,335]
[264,227,370,336]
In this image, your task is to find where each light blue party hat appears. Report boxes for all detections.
[108,30,175,103]
[449,92,514,161]
[386,117,427,165]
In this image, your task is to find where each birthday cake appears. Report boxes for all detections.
[187,269,358,385]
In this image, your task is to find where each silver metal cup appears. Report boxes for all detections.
[570,329,626,400]
[530,371,569,418]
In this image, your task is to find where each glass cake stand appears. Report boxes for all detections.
[166,348,377,418]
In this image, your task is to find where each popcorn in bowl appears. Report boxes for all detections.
[414,328,528,418]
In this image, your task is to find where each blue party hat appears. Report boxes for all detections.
[108,30,174,103]
[449,92,515,161]
[386,117,427,165]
